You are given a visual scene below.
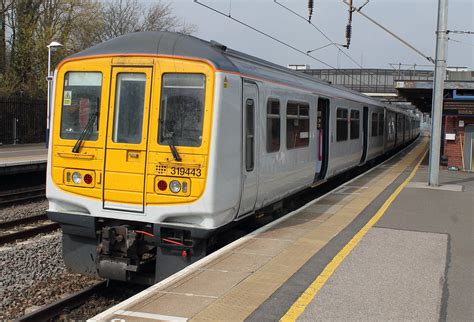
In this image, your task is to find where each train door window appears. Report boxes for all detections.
[246,99,255,171]
[350,109,360,140]
[158,74,205,147]
[371,112,378,137]
[336,108,348,141]
[286,101,310,149]
[60,72,102,140]
[378,113,384,136]
[266,99,280,152]
[397,114,403,133]
[113,73,146,144]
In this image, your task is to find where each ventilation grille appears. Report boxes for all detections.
[156,165,167,175]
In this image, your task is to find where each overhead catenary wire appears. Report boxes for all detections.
[448,37,474,47]
[342,0,434,64]
[274,0,381,86]
[193,0,367,85]
[447,30,474,35]
[306,43,334,54]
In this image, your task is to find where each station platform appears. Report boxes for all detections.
[92,138,473,321]
[0,144,47,175]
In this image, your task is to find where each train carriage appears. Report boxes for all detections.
[47,31,419,283]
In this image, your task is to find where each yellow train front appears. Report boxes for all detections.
[46,32,243,284]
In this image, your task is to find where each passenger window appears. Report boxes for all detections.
[350,110,360,140]
[378,113,384,136]
[113,73,146,144]
[267,99,280,152]
[60,72,102,141]
[286,101,310,149]
[371,112,378,137]
[158,74,205,147]
[336,108,348,141]
[246,99,255,171]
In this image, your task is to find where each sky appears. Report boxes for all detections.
[169,0,473,70]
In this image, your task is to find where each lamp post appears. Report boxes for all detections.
[46,41,63,148]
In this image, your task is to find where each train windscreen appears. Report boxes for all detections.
[158,74,205,148]
[60,72,102,140]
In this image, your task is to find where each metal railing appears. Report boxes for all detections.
[302,68,434,93]
[0,97,46,145]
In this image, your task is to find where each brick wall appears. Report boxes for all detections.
[443,115,472,169]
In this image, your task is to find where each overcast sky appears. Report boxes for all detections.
[170,0,473,70]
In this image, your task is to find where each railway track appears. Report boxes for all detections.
[0,213,60,245]
[0,185,46,205]
[17,281,108,322]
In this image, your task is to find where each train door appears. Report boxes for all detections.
[316,97,330,180]
[102,67,153,213]
[360,106,368,163]
[238,81,259,217]
[464,125,474,170]
[394,114,399,147]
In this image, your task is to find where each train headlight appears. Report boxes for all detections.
[169,180,181,193]
[72,172,82,184]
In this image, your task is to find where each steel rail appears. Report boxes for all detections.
[0,213,48,230]
[17,281,108,322]
[0,186,45,205]
[0,222,60,245]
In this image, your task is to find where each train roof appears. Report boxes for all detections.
[67,31,416,117]
[69,31,239,72]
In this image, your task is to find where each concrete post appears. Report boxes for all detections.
[428,0,448,186]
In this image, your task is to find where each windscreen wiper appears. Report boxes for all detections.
[160,120,182,162]
[72,111,98,153]
[168,140,182,162]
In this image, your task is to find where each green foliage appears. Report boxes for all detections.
[0,0,196,98]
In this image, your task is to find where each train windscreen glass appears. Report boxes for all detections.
[60,72,102,140]
[159,74,205,147]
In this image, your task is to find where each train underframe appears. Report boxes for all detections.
[48,211,215,285]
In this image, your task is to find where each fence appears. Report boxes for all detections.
[0,97,47,145]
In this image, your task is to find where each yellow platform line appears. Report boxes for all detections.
[280,145,429,322]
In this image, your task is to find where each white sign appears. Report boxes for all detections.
[445,133,456,141]
[459,120,464,128]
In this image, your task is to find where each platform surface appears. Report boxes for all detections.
[92,138,473,321]
[0,144,47,167]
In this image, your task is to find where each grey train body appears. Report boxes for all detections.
[47,32,420,283]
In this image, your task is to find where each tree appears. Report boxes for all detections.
[98,0,196,41]
[0,0,196,98]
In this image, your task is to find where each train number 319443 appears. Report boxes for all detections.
[170,167,202,177]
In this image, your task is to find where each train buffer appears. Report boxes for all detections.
[92,138,473,321]
[0,143,47,175]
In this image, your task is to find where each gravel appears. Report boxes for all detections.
[66,282,147,320]
[0,232,100,319]
[0,198,48,223]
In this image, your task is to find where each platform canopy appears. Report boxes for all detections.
[395,80,474,113]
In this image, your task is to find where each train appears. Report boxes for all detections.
[46,31,420,284]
